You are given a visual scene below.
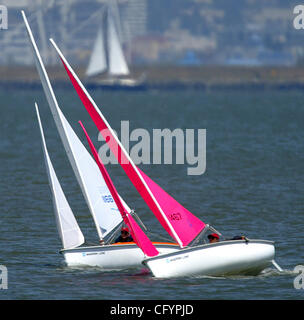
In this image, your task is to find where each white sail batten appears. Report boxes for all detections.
[107,12,130,76]
[22,11,123,240]
[35,103,85,249]
[86,28,107,77]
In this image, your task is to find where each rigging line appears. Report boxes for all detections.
[208,225,222,236]
[69,6,106,36]
[130,210,147,231]
[105,221,123,244]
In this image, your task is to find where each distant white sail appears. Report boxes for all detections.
[107,12,130,76]
[86,28,107,77]
[22,11,124,241]
[35,103,85,250]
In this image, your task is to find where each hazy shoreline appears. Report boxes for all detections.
[1,65,304,90]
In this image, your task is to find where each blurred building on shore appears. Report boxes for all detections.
[0,0,303,67]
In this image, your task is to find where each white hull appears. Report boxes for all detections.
[143,240,275,278]
[61,242,179,270]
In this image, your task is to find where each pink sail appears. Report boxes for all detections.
[138,168,206,246]
[53,42,206,247]
[79,121,159,257]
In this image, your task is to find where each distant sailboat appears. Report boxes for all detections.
[51,37,279,279]
[22,10,179,269]
[86,28,107,78]
[86,7,145,89]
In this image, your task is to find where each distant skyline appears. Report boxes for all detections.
[0,0,304,66]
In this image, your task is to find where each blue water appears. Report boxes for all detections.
[0,88,303,299]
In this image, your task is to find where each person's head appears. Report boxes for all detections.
[208,233,219,243]
[121,227,130,239]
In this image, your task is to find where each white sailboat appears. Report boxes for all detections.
[86,7,145,89]
[35,104,176,269]
[22,10,179,269]
[50,36,281,278]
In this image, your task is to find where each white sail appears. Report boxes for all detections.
[59,108,124,238]
[22,11,124,240]
[86,28,107,77]
[35,103,85,250]
[107,11,130,76]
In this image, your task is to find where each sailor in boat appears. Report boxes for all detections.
[114,227,134,243]
[207,232,248,244]
[229,235,248,242]
[207,233,220,243]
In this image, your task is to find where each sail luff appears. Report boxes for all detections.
[50,38,184,247]
[79,121,159,257]
[35,103,85,249]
